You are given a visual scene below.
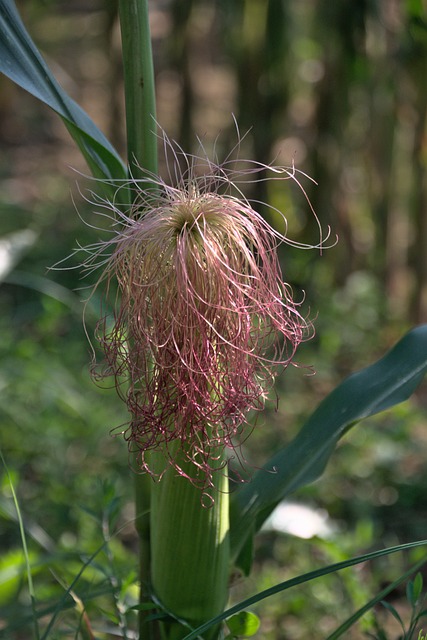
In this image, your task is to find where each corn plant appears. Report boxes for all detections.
[1,1,427,638]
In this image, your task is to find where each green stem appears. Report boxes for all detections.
[118,0,158,180]
[117,1,158,637]
[135,471,159,639]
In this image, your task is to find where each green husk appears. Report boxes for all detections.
[150,443,230,639]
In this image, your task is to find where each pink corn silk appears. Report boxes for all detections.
[86,150,318,491]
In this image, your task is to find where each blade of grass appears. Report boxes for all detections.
[0,585,113,635]
[52,572,96,640]
[40,538,112,639]
[326,555,427,639]
[0,448,40,640]
[40,511,144,639]
[181,539,427,640]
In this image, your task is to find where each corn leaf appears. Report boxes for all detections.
[0,0,126,184]
[183,539,427,640]
[230,325,427,566]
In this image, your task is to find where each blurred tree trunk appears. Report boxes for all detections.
[409,35,427,323]
[221,0,290,212]
[367,6,400,313]
[104,0,126,155]
[412,100,427,322]
[169,0,194,152]
[310,0,369,283]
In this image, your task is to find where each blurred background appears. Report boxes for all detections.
[1,1,427,638]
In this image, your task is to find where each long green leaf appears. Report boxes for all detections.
[230,325,427,564]
[0,0,126,184]
[182,539,427,640]
[325,555,427,639]
[0,448,40,639]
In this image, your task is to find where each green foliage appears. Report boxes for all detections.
[0,465,139,638]
[1,2,427,639]
[0,0,126,188]
[325,560,427,639]
[407,573,424,608]
[182,542,427,640]
[372,571,427,640]
[225,611,260,638]
[230,326,427,569]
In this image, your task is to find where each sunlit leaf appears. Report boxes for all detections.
[412,572,424,604]
[226,611,260,637]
